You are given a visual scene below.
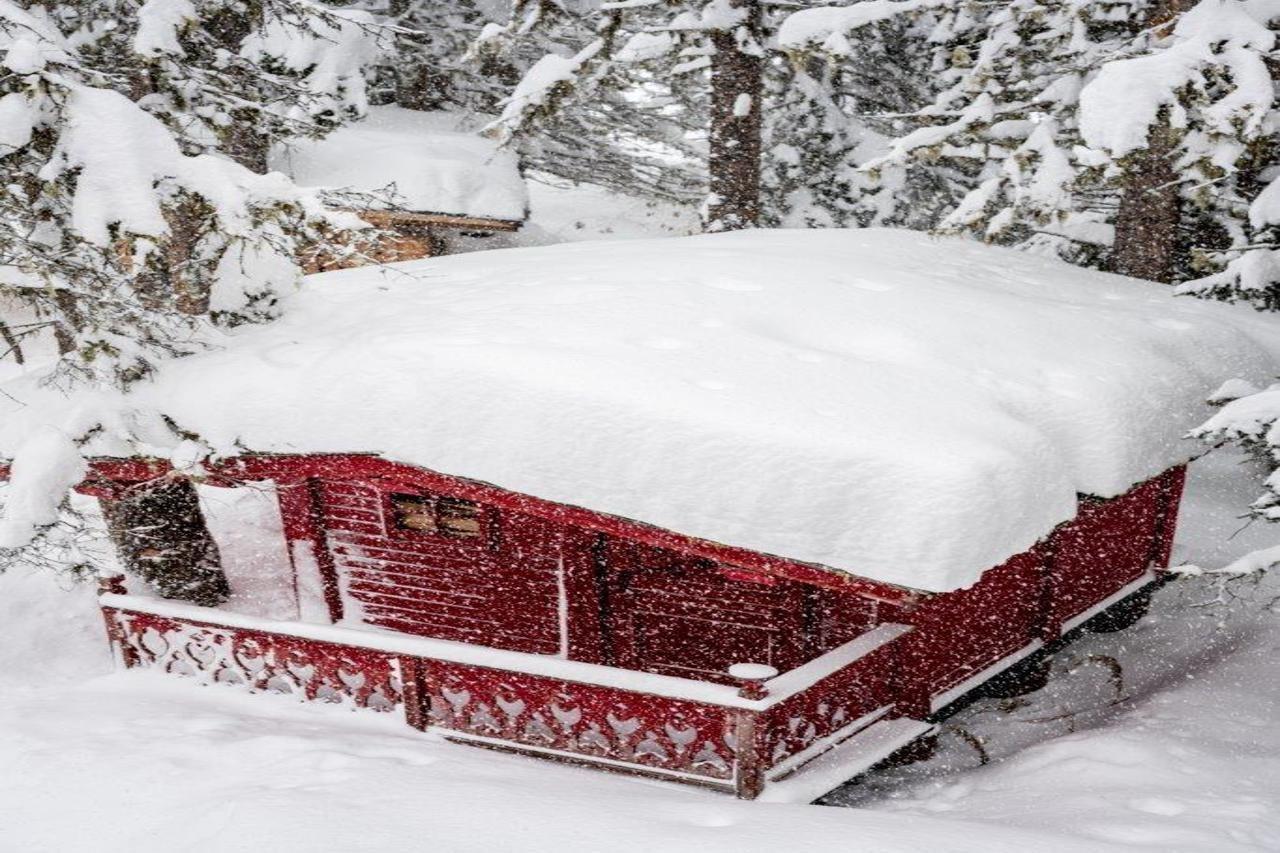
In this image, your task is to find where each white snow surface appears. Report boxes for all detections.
[2,229,1276,592]
[270,105,528,221]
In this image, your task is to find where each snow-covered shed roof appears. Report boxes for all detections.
[5,230,1277,592]
[270,106,528,223]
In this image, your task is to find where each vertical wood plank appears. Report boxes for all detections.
[276,477,344,624]
[1150,465,1187,571]
[733,708,765,800]
[561,530,608,663]
[400,657,428,731]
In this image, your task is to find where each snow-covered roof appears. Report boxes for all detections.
[270,106,528,222]
[6,230,1277,592]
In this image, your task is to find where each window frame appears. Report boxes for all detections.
[384,488,491,545]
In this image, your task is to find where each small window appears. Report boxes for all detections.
[437,496,483,537]
[390,493,483,539]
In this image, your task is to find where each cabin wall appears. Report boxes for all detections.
[582,537,876,683]
[888,466,1186,714]
[1046,470,1180,631]
[278,463,1183,702]
[890,547,1047,711]
[314,479,561,655]
[286,475,877,679]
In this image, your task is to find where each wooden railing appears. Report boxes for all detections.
[98,582,913,799]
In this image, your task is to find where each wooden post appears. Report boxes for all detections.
[728,662,774,799]
[705,0,763,232]
[96,574,139,668]
[730,662,777,701]
[1149,466,1188,571]
[732,708,765,799]
[400,657,429,731]
[99,478,230,607]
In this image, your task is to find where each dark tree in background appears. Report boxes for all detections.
[1110,0,1197,283]
[705,0,762,231]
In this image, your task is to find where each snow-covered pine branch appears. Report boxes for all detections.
[778,0,1280,282]
[476,0,708,206]
[1195,380,1280,521]
[0,1,377,558]
[95,0,387,170]
[486,0,924,227]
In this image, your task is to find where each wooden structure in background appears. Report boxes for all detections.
[306,209,522,273]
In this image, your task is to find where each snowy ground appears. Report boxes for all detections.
[1,450,1278,851]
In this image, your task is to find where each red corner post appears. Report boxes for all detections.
[400,657,429,732]
[730,663,776,799]
[96,574,139,668]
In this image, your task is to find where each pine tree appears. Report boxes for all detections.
[371,0,516,113]
[779,0,1277,283]
[134,0,380,169]
[0,2,377,595]
[779,0,1143,258]
[482,0,708,205]
[489,0,930,229]
[1078,0,1273,283]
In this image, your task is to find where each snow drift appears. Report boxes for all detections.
[1,229,1274,592]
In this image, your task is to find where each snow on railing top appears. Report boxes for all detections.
[98,591,910,711]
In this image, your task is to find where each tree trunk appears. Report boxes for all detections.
[1110,0,1194,282]
[223,116,271,174]
[396,64,452,112]
[100,478,230,607]
[1111,115,1180,282]
[705,0,762,232]
[166,196,209,316]
[207,1,270,173]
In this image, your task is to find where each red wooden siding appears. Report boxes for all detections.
[760,639,900,768]
[594,539,880,683]
[267,457,1190,699]
[318,479,562,655]
[891,546,1046,708]
[1048,474,1165,629]
[291,474,880,680]
[598,539,813,683]
[889,466,1186,711]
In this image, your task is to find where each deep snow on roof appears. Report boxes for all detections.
[12,230,1279,591]
[270,106,527,222]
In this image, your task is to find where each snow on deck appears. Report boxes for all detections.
[6,229,1277,592]
[270,106,527,222]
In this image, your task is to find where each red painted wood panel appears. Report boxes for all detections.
[1048,475,1164,627]
[318,480,562,655]
[760,639,899,768]
[157,453,918,603]
[888,467,1184,714]
[893,546,1047,707]
[599,538,818,683]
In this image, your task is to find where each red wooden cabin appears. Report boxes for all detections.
[78,452,1183,802]
[6,229,1254,802]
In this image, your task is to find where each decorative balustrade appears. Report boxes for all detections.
[97,582,915,799]
[103,608,403,711]
[757,640,898,770]
[403,657,737,784]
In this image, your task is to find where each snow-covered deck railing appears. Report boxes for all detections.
[97,585,916,799]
